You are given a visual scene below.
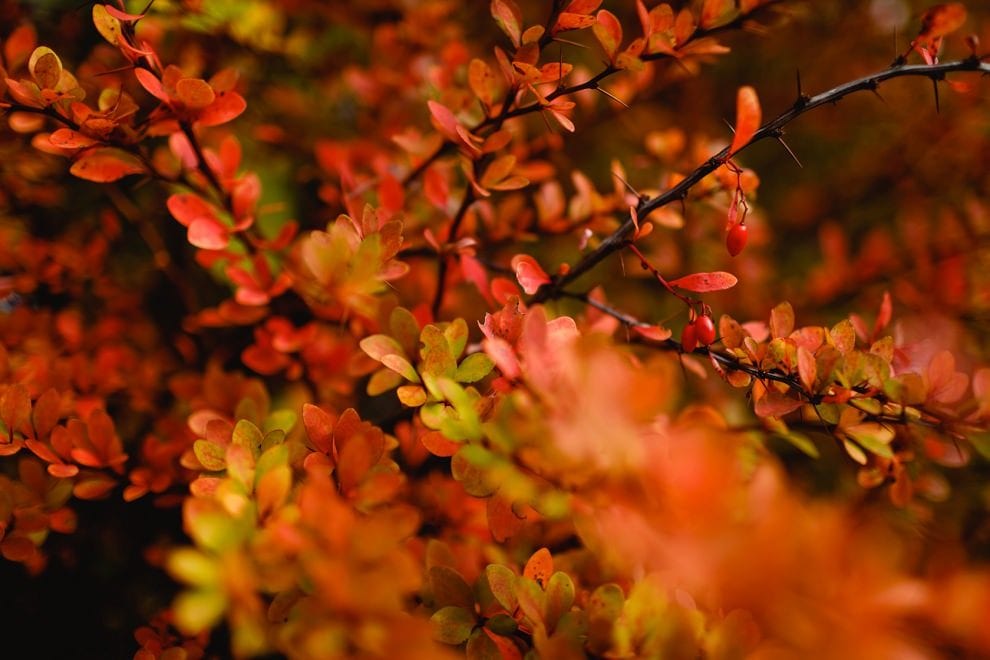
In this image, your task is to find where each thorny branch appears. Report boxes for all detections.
[531,57,990,304]
[561,291,981,441]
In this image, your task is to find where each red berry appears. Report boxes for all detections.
[695,314,716,345]
[681,321,698,353]
[726,222,748,257]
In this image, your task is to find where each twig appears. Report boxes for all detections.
[531,57,990,303]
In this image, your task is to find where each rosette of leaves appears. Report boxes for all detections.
[300,404,404,511]
[297,205,407,318]
[360,309,494,443]
[428,547,582,658]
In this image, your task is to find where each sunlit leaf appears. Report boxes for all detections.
[70,148,145,182]
[729,86,761,155]
[668,271,737,292]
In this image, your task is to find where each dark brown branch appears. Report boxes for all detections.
[561,291,981,438]
[431,188,476,318]
[531,57,990,303]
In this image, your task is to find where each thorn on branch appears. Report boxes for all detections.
[594,85,630,109]
[773,133,802,168]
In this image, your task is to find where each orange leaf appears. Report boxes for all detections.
[918,3,967,40]
[769,301,794,339]
[668,271,738,292]
[176,78,215,110]
[797,345,817,391]
[633,325,673,342]
[553,12,597,34]
[69,147,146,182]
[491,0,523,48]
[593,9,623,60]
[729,86,761,155]
[49,128,100,149]
[523,547,553,588]
[468,58,496,107]
[421,430,462,457]
[197,91,246,127]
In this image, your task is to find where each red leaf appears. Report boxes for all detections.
[196,91,246,127]
[510,254,551,295]
[302,403,335,455]
[69,147,145,182]
[427,100,461,142]
[668,271,738,292]
[187,217,230,250]
[873,291,892,338]
[133,68,169,103]
[728,86,761,155]
[49,128,100,149]
[167,193,216,227]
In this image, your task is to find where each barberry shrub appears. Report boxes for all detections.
[2,0,990,657]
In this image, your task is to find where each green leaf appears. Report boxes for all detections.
[260,429,285,453]
[445,318,469,359]
[231,419,264,453]
[775,431,819,459]
[368,368,404,396]
[544,571,576,631]
[588,583,624,622]
[430,565,475,610]
[381,353,421,382]
[421,325,457,379]
[255,443,289,479]
[466,629,501,660]
[173,589,227,636]
[184,500,248,553]
[484,564,518,613]
[451,449,497,497]
[970,432,990,461]
[515,575,546,627]
[845,422,894,459]
[193,439,227,471]
[263,409,297,434]
[167,548,221,587]
[485,613,518,636]
[456,353,495,383]
[430,606,476,645]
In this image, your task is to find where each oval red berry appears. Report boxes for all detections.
[695,315,716,345]
[681,321,698,353]
[727,222,748,257]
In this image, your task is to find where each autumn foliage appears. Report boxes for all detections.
[2,0,990,657]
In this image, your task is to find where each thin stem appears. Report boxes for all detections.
[401,0,789,188]
[531,57,990,303]
[431,188,476,318]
